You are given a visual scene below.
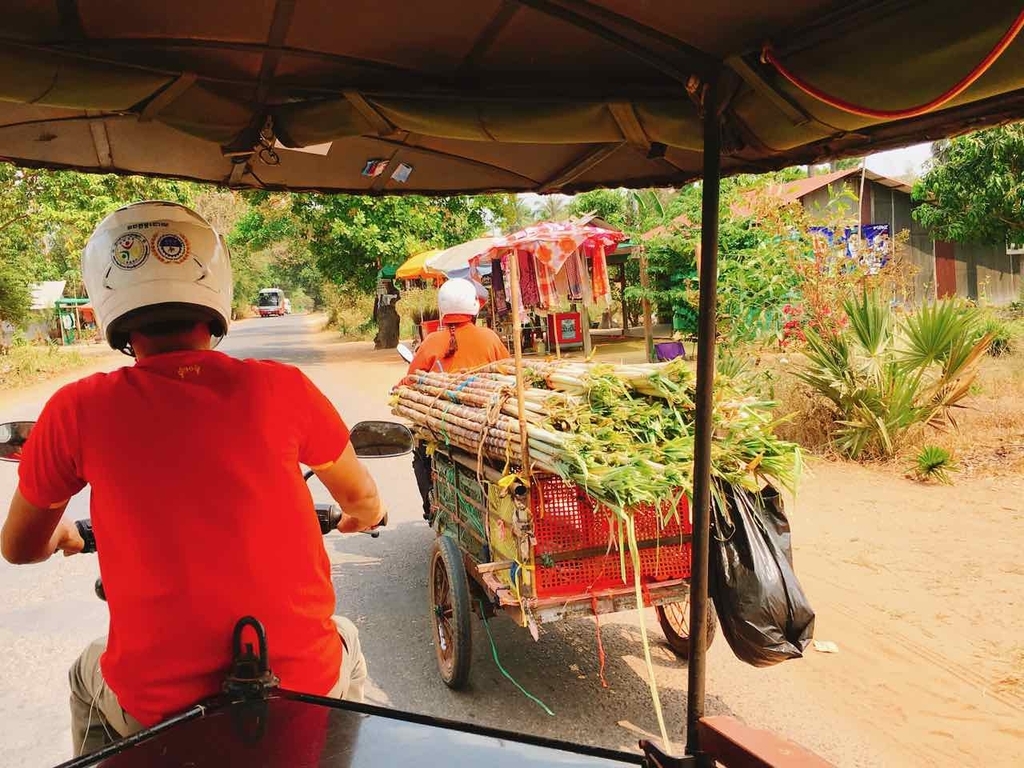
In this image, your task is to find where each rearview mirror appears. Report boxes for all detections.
[396,343,414,364]
[349,420,414,458]
[0,422,35,462]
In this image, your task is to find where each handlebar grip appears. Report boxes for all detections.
[315,504,344,535]
[75,520,97,554]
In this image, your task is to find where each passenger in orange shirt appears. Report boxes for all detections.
[0,202,385,756]
[408,278,509,519]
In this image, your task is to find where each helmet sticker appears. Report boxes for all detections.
[153,232,190,264]
[111,233,150,270]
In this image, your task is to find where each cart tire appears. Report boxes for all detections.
[429,535,472,689]
[656,596,717,658]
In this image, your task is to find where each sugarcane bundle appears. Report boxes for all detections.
[393,359,801,517]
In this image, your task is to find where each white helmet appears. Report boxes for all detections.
[82,201,233,352]
[437,278,481,320]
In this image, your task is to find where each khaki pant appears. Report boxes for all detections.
[69,616,366,756]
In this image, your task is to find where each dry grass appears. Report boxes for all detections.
[322,285,376,341]
[0,343,86,390]
[765,346,1024,479]
[938,352,1024,477]
[768,357,838,454]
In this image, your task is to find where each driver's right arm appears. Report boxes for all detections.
[293,370,384,532]
[2,492,82,564]
[312,444,385,532]
[3,384,86,563]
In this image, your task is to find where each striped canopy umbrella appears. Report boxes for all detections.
[395,249,446,283]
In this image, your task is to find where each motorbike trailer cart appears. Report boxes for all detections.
[424,443,716,690]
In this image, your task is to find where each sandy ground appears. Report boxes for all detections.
[1,315,1021,766]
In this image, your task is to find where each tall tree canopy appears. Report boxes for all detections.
[912,124,1024,245]
[291,194,489,292]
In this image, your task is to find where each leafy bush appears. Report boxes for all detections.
[797,293,993,459]
[911,445,958,484]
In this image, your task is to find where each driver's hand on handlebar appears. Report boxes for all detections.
[52,520,85,557]
[337,503,387,534]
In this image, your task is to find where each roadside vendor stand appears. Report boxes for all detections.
[471,222,625,357]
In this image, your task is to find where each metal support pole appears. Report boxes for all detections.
[685,75,721,759]
[620,262,629,332]
[639,249,654,363]
[581,304,592,357]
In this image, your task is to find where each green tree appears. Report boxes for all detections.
[0,167,194,325]
[482,193,536,232]
[567,189,632,228]
[912,124,1024,245]
[291,194,488,292]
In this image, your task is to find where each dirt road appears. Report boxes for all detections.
[1,314,1020,766]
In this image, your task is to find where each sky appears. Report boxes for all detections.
[519,142,936,212]
[863,142,933,180]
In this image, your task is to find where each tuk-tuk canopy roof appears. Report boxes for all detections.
[1,2,1021,194]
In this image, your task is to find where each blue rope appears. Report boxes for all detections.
[478,600,555,717]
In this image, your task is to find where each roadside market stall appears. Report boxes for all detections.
[459,221,626,356]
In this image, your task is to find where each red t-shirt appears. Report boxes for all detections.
[17,350,348,726]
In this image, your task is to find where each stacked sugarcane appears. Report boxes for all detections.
[392,358,801,517]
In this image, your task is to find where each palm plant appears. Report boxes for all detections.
[911,445,958,484]
[535,195,569,222]
[797,292,993,459]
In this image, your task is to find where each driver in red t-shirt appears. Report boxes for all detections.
[0,202,386,757]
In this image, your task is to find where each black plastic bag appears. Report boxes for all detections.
[708,483,815,667]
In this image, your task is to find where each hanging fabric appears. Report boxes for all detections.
[517,249,542,308]
[589,243,612,306]
[535,254,559,309]
[553,266,571,308]
[533,236,577,275]
[580,250,594,307]
[491,257,509,315]
[564,250,585,301]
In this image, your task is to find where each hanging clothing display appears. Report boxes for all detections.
[564,250,585,301]
[589,243,612,306]
[553,266,571,307]
[517,249,542,308]
[535,254,560,309]
[491,258,509,315]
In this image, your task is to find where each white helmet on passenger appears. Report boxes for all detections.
[82,201,233,353]
[437,278,481,320]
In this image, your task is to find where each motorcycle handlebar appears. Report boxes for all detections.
[75,519,97,554]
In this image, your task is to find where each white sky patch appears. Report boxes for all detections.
[864,142,933,180]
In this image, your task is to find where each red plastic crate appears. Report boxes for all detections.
[530,476,692,598]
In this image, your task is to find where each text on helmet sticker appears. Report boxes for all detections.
[126,221,170,230]
[153,232,190,263]
[111,233,150,270]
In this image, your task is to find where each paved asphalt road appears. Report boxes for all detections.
[0,314,867,767]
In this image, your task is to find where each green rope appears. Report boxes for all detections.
[478,600,555,717]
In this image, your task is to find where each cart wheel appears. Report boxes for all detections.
[656,595,717,658]
[429,535,472,689]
